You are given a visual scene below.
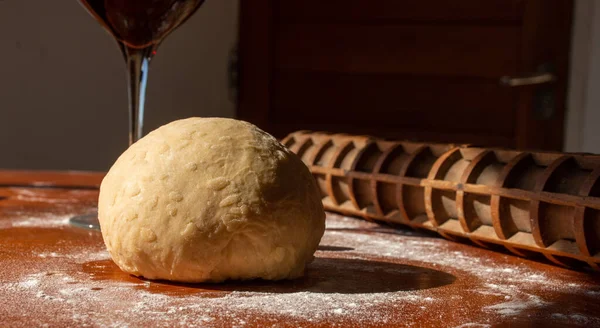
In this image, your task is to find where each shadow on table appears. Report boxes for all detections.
[317,245,354,252]
[325,226,440,239]
[83,257,456,295]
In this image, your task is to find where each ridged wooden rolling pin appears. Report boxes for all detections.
[282,131,600,270]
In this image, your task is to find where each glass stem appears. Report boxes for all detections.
[123,46,154,146]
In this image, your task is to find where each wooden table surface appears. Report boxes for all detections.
[1,171,600,327]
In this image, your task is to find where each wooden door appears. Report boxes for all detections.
[237,0,573,151]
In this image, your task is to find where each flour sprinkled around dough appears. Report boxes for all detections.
[2,214,599,327]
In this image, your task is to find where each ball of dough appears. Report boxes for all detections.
[98,117,325,283]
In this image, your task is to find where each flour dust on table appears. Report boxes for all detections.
[1,213,600,327]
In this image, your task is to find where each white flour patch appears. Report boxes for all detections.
[2,215,72,229]
[9,188,91,204]
[551,313,594,324]
[38,253,60,258]
[324,215,365,229]
[484,293,547,316]
[587,290,600,296]
[17,278,40,289]
[36,250,109,263]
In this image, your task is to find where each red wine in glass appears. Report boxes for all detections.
[70,0,205,230]
[80,1,205,51]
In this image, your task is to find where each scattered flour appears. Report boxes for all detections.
[586,290,600,296]
[0,187,97,229]
[1,271,409,326]
[36,250,109,263]
[16,277,40,289]
[6,215,71,229]
[484,293,547,316]
[10,188,93,204]
[38,253,60,258]
[1,213,599,327]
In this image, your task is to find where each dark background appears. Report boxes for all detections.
[1,0,597,172]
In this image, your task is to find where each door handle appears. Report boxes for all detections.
[499,63,557,120]
[499,72,556,87]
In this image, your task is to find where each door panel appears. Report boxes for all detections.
[276,0,524,23]
[275,24,519,78]
[238,0,573,151]
[272,72,515,135]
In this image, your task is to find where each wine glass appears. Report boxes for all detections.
[69,0,206,230]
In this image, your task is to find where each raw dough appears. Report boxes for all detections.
[98,117,325,283]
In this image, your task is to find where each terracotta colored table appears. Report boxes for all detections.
[1,171,599,327]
